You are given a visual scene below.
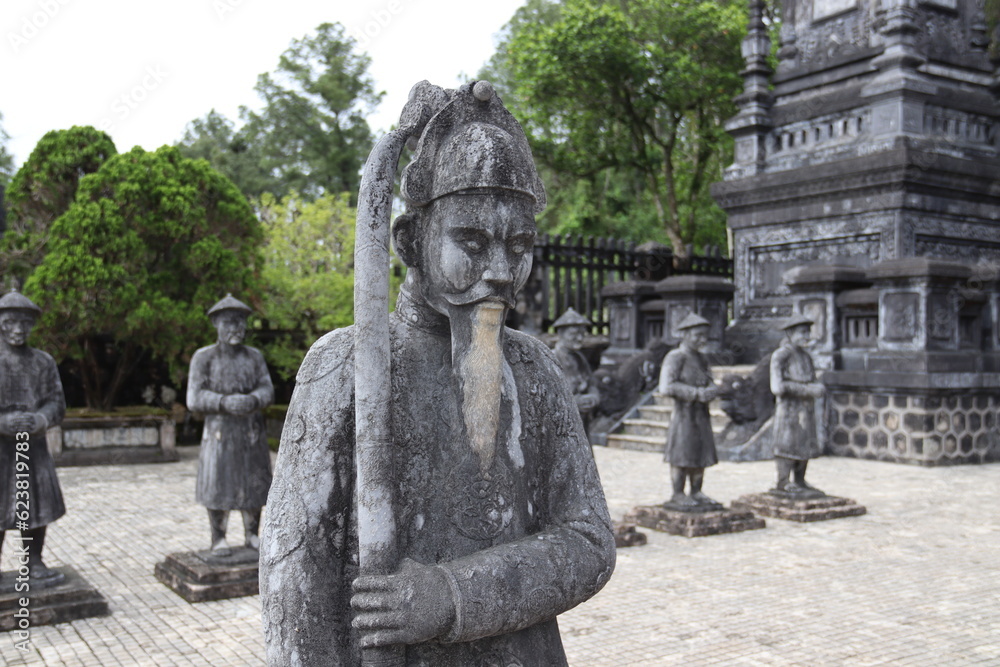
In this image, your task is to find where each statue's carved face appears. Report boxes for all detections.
[418,192,536,316]
[0,311,36,347]
[681,325,710,351]
[212,311,248,346]
[558,325,586,351]
[788,324,811,347]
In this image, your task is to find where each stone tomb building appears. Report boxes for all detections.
[713,0,1000,360]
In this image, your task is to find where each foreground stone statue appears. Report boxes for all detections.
[260,81,615,666]
[0,290,67,588]
[186,295,274,555]
[769,314,825,497]
[658,313,720,510]
[551,308,600,424]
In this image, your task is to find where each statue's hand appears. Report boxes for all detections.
[700,386,720,402]
[221,394,257,415]
[21,413,48,434]
[576,394,599,410]
[0,412,35,436]
[351,558,455,648]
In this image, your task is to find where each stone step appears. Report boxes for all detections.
[636,404,728,428]
[622,419,670,438]
[605,433,664,453]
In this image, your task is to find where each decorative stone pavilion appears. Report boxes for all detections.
[713,0,1000,360]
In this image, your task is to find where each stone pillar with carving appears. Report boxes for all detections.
[654,275,735,363]
[600,281,657,367]
[825,258,1000,465]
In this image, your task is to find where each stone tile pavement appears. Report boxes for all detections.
[2,446,999,666]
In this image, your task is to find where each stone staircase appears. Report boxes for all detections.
[606,365,754,453]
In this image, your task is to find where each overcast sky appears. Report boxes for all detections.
[2,0,525,168]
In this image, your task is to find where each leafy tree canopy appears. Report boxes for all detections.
[489,0,746,256]
[176,110,278,200]
[1,126,117,287]
[25,145,264,409]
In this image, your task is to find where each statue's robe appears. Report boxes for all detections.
[0,346,66,530]
[260,308,616,666]
[187,344,274,510]
[769,340,822,460]
[658,346,717,468]
[552,345,600,417]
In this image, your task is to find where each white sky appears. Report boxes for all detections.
[1,0,525,168]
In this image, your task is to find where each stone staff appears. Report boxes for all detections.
[353,82,442,667]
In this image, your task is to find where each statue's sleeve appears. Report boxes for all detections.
[249,349,275,409]
[436,341,615,644]
[37,352,66,429]
[260,328,357,665]
[770,346,813,399]
[659,350,699,401]
[186,348,223,413]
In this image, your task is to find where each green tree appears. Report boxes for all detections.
[238,22,383,202]
[0,126,117,288]
[25,145,263,409]
[255,191,356,379]
[494,0,745,256]
[176,109,278,199]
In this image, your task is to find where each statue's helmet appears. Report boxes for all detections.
[400,81,546,214]
[0,289,42,317]
[207,293,252,319]
[552,308,592,330]
[675,312,711,331]
[781,314,814,331]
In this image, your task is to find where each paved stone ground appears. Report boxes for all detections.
[2,446,999,666]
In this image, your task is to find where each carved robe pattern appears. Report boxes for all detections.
[0,347,65,530]
[770,341,822,460]
[187,344,274,510]
[260,311,615,666]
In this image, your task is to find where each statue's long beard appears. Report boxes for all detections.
[449,301,505,476]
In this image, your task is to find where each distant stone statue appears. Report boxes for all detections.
[260,81,615,666]
[770,314,825,497]
[186,295,274,555]
[658,313,721,510]
[0,290,67,588]
[552,308,600,423]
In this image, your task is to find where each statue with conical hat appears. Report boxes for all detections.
[552,308,600,423]
[657,312,722,511]
[186,294,274,555]
[0,290,67,588]
[260,81,615,666]
[770,314,826,497]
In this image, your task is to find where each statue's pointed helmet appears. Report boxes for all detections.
[400,81,546,214]
[0,288,42,316]
[207,293,252,318]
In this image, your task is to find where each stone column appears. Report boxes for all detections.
[599,281,656,367]
[654,275,735,362]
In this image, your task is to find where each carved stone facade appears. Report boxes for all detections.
[713,0,1000,361]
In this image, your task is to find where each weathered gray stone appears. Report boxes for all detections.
[260,81,614,666]
[624,504,765,538]
[154,547,259,603]
[0,566,108,630]
[731,493,866,522]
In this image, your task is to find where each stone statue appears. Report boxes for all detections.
[658,313,721,510]
[770,314,825,497]
[0,290,67,588]
[551,308,600,424]
[186,294,274,555]
[260,81,615,666]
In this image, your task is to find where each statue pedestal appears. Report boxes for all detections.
[623,504,765,538]
[154,547,259,603]
[0,566,109,630]
[612,521,647,548]
[731,492,866,522]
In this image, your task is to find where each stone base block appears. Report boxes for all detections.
[0,567,109,631]
[731,493,866,522]
[154,547,259,603]
[612,521,647,548]
[623,505,765,538]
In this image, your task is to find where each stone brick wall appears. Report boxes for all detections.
[827,391,1000,465]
